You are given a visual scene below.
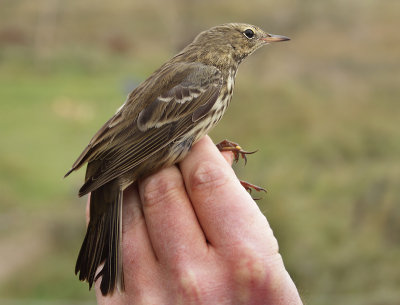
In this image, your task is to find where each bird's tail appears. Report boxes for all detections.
[75,181,124,295]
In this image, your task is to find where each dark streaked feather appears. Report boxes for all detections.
[71,63,222,196]
[75,181,124,295]
[64,112,126,178]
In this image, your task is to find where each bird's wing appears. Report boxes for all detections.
[136,65,222,131]
[66,62,223,195]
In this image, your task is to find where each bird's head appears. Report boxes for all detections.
[189,23,290,65]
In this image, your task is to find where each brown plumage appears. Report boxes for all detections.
[65,23,289,295]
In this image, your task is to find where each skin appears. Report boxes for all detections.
[87,136,302,305]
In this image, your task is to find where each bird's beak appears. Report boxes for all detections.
[262,34,290,43]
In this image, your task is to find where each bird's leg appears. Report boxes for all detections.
[240,180,267,200]
[240,180,267,193]
[216,139,257,165]
[216,139,266,198]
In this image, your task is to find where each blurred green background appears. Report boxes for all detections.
[1,0,399,304]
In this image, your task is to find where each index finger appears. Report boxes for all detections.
[179,136,273,249]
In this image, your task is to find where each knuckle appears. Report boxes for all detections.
[230,242,281,287]
[234,250,269,286]
[190,160,232,192]
[142,169,183,207]
[230,250,285,303]
[174,267,202,302]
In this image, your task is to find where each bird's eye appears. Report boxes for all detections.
[243,29,255,39]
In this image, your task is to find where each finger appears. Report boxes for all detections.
[138,165,208,264]
[221,150,234,165]
[84,149,232,227]
[121,184,158,266]
[85,194,91,226]
[180,136,273,250]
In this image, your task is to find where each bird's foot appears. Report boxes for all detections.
[240,180,267,193]
[240,180,267,200]
[216,140,265,199]
[216,139,257,165]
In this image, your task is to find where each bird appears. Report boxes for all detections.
[65,23,290,295]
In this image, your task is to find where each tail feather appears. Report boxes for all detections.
[75,182,124,295]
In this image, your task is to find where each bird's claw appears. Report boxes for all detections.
[216,140,266,199]
[240,180,267,200]
[240,180,267,193]
[216,139,257,165]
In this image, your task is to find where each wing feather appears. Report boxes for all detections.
[67,62,223,195]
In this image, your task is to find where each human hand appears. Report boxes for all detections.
[90,136,302,305]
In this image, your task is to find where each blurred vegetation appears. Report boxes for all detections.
[0,0,399,304]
